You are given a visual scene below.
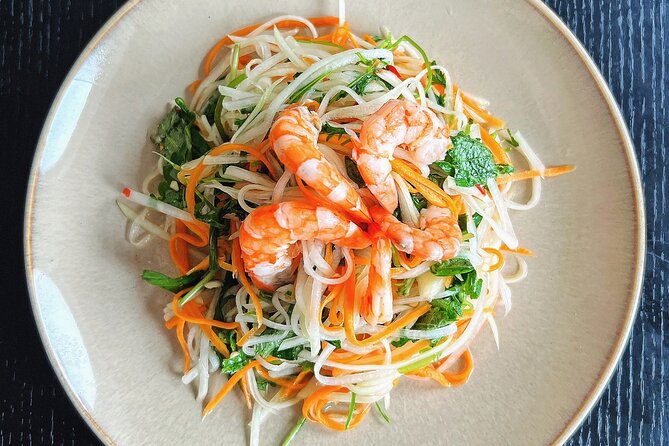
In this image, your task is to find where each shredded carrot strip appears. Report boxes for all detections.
[169,290,235,357]
[169,220,191,274]
[187,256,237,275]
[240,375,253,409]
[345,282,431,347]
[497,165,576,185]
[316,137,353,156]
[338,339,430,366]
[480,128,512,166]
[174,319,190,374]
[439,349,474,385]
[184,163,207,215]
[390,158,460,216]
[203,16,340,75]
[302,386,371,430]
[500,244,535,256]
[278,370,312,399]
[165,316,178,330]
[208,143,280,180]
[203,360,258,417]
[398,251,424,269]
[231,229,264,326]
[362,34,377,46]
[171,293,238,330]
[255,367,309,390]
[482,247,504,272]
[320,283,345,331]
[237,326,261,346]
[354,256,370,265]
[188,79,202,95]
[459,92,506,129]
[186,256,210,274]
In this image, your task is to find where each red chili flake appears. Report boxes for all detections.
[386,65,401,79]
[475,184,487,195]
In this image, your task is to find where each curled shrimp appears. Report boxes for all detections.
[239,201,372,291]
[354,99,449,212]
[370,205,462,261]
[270,106,370,222]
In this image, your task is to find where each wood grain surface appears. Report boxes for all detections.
[1,1,666,444]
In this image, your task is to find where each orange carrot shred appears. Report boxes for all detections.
[203,360,258,417]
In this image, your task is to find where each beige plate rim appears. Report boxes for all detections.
[23,1,646,444]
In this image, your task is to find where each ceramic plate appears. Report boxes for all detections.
[24,0,645,444]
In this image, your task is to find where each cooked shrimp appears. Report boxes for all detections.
[367,236,393,325]
[270,106,370,222]
[370,205,462,260]
[239,201,372,291]
[355,99,449,212]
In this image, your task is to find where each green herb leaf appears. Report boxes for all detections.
[411,193,428,212]
[157,180,185,208]
[275,344,304,361]
[447,132,499,187]
[430,257,475,276]
[141,270,204,292]
[398,278,415,296]
[457,213,483,233]
[220,351,251,374]
[431,61,447,87]
[461,271,483,299]
[391,337,410,348]
[255,374,272,391]
[253,329,283,358]
[496,164,515,175]
[327,339,342,349]
[345,157,365,187]
[151,102,211,210]
[202,91,221,125]
[413,300,461,330]
[322,122,347,137]
[504,129,520,147]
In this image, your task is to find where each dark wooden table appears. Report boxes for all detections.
[1,1,667,444]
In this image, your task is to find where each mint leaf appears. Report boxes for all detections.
[447,132,499,187]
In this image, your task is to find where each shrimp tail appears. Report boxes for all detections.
[370,205,462,261]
